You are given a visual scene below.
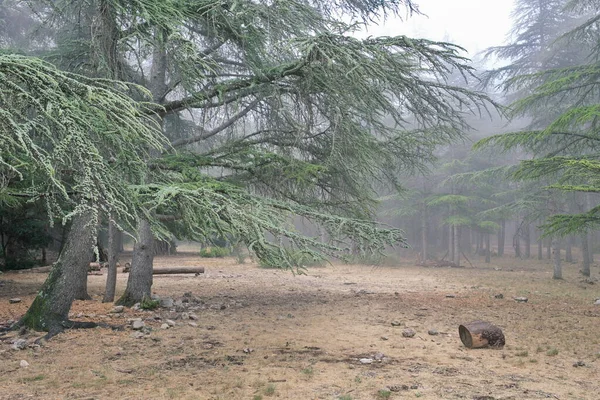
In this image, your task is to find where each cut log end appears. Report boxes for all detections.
[459,321,505,349]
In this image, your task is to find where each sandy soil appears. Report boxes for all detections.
[0,254,599,400]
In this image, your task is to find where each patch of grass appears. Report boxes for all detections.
[301,366,314,378]
[354,375,362,384]
[377,389,392,399]
[338,396,353,400]
[546,348,559,356]
[140,295,160,310]
[536,345,544,353]
[253,396,263,400]
[264,384,276,396]
[415,392,423,398]
[529,359,538,363]
[18,375,45,383]
[515,350,529,357]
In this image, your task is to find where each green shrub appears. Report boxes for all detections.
[199,246,230,258]
[140,296,160,310]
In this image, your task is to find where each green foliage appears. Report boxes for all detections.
[376,389,392,399]
[139,296,160,310]
[199,246,230,258]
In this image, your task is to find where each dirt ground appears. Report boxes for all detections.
[1,253,599,400]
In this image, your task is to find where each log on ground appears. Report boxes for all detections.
[459,320,505,348]
[152,267,205,275]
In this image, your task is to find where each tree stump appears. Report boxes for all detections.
[459,321,505,348]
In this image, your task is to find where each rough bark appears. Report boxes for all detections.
[102,218,120,303]
[565,237,573,263]
[552,238,562,280]
[20,210,96,335]
[524,224,530,258]
[459,321,505,348]
[581,234,591,277]
[546,237,551,259]
[117,219,154,306]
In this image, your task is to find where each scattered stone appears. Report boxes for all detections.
[160,298,174,308]
[374,352,385,361]
[151,294,160,301]
[594,299,600,306]
[183,292,193,297]
[573,361,586,367]
[428,329,439,336]
[391,321,403,327]
[380,336,389,341]
[132,320,145,330]
[243,348,254,353]
[188,322,198,327]
[514,297,528,303]
[445,294,456,298]
[189,313,198,321]
[11,339,27,350]
[359,358,374,364]
[494,294,504,299]
[160,323,169,330]
[130,332,145,339]
[166,319,176,327]
[220,304,227,310]
[19,360,29,368]
[9,298,21,304]
[402,328,416,338]
[132,303,141,311]
[111,305,124,313]
[181,312,190,320]
[387,385,409,392]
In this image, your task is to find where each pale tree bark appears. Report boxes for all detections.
[565,237,573,263]
[497,219,505,257]
[117,219,154,306]
[552,238,562,280]
[546,237,551,259]
[523,224,530,258]
[581,234,591,277]
[102,218,120,303]
[453,225,460,266]
[448,222,454,262]
[20,210,97,336]
[421,200,427,262]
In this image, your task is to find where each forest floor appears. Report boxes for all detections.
[0,252,599,400]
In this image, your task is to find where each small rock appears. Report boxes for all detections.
[445,294,456,298]
[132,303,141,311]
[388,385,409,392]
[428,329,439,336]
[151,294,160,301]
[111,305,124,313]
[11,339,27,350]
[19,360,29,368]
[183,291,192,297]
[243,348,254,353]
[160,323,169,330]
[402,328,416,338]
[9,298,21,304]
[573,360,586,367]
[380,336,389,341]
[374,352,385,361]
[359,358,374,364]
[220,304,226,310]
[514,297,528,303]
[130,332,145,339]
[494,294,504,299]
[188,322,198,327]
[189,313,198,321]
[594,299,600,306]
[166,319,176,327]
[391,321,403,327]
[181,312,189,320]
[132,320,145,330]
[160,298,174,308]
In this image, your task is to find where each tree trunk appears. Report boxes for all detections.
[421,202,428,262]
[102,218,120,303]
[449,223,454,262]
[524,224,530,258]
[552,238,562,280]
[546,237,551,259]
[117,219,154,306]
[453,225,460,266]
[537,224,543,260]
[20,210,96,334]
[565,237,573,263]
[581,234,591,277]
[514,233,521,258]
[498,219,505,257]
[485,233,491,263]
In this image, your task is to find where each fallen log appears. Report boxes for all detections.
[459,320,505,349]
[152,267,205,275]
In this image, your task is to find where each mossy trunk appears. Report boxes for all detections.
[117,219,154,307]
[102,218,119,303]
[20,211,95,333]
